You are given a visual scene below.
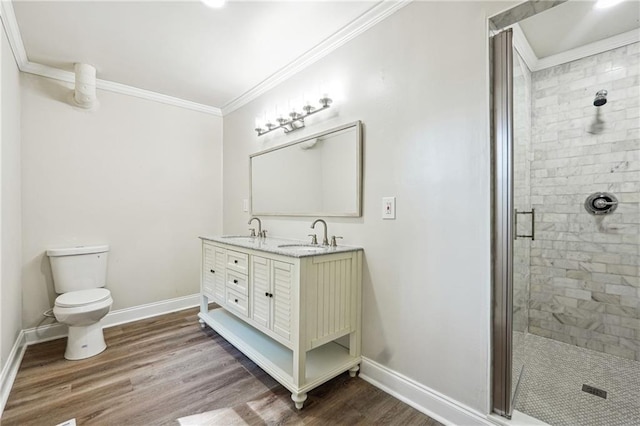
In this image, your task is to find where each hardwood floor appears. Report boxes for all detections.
[2,308,442,425]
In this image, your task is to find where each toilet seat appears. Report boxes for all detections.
[52,290,112,361]
[55,288,111,308]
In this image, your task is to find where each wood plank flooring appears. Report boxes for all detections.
[2,308,442,426]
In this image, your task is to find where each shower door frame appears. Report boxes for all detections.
[491,27,514,419]
[489,0,569,419]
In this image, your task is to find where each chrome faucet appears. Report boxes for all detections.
[248,217,265,238]
[311,219,329,246]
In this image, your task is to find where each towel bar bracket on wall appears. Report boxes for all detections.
[514,209,535,240]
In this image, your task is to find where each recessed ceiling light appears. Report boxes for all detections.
[201,0,226,9]
[594,0,625,9]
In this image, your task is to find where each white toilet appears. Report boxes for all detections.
[46,245,113,360]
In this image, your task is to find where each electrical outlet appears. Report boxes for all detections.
[382,197,396,219]
[243,199,249,212]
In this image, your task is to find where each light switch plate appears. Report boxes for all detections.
[243,199,249,212]
[382,197,396,219]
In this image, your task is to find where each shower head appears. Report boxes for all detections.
[594,90,607,107]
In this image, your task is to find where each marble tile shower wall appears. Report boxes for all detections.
[528,43,640,361]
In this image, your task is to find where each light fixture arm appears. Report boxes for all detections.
[255,96,332,137]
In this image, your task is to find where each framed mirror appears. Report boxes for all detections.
[250,121,362,217]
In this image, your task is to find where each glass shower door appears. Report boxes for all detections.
[511,45,533,410]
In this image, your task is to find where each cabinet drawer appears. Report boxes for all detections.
[225,288,248,318]
[226,270,248,295]
[227,250,249,274]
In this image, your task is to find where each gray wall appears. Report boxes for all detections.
[20,74,224,329]
[222,1,510,414]
[1,17,23,372]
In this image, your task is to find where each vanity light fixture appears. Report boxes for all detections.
[255,96,333,137]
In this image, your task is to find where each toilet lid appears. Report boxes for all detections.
[56,288,111,308]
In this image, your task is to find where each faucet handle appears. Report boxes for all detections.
[249,228,256,237]
[308,234,318,245]
[330,236,343,247]
[260,229,268,239]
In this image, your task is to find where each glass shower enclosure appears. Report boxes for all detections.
[491,1,639,424]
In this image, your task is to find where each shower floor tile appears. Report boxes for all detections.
[514,333,640,426]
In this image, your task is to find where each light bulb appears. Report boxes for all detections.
[594,0,625,9]
[201,0,226,9]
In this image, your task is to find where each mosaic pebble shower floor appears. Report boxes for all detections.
[513,333,640,426]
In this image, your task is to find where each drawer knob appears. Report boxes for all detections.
[234,260,238,264]
[233,279,238,284]
[265,292,269,297]
[210,269,215,274]
[269,293,273,298]
[234,299,238,303]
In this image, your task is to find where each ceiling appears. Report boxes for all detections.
[7,0,640,113]
[519,0,640,58]
[10,0,378,110]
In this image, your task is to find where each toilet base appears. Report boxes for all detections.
[65,322,107,360]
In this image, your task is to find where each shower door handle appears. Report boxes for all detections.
[514,209,535,240]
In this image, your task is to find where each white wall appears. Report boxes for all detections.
[1,17,23,370]
[21,74,223,328]
[223,1,506,415]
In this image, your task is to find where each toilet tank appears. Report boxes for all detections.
[46,245,109,293]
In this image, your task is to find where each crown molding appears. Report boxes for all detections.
[0,0,28,66]
[96,78,222,116]
[535,28,639,71]
[20,61,222,116]
[4,0,411,118]
[220,0,413,116]
[3,0,638,116]
[511,24,639,73]
[511,23,537,72]
[3,0,410,118]
[1,0,221,116]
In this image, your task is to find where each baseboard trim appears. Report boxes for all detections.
[0,330,27,413]
[488,410,550,426]
[103,294,200,328]
[360,357,492,426]
[1,294,199,417]
[23,294,201,345]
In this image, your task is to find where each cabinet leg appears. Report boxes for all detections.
[198,318,206,329]
[291,392,307,410]
[349,364,360,378]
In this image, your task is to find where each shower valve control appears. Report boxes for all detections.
[584,192,618,216]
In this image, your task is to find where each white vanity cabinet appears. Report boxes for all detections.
[198,237,362,409]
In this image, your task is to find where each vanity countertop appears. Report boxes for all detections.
[200,235,363,258]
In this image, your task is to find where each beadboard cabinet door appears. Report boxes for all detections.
[250,256,293,344]
[202,243,226,304]
[212,247,227,303]
[272,261,293,342]
[250,255,271,329]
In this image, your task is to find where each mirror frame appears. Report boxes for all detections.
[249,120,363,217]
